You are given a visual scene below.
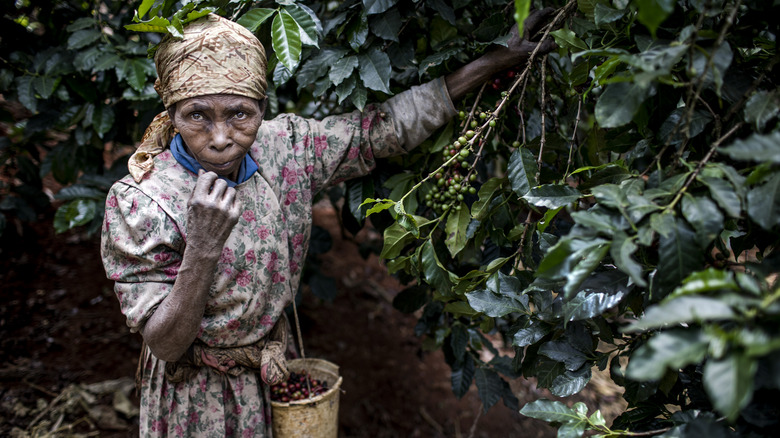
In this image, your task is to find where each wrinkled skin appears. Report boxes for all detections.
[140,8,557,366]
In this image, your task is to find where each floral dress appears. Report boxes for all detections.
[101,101,406,437]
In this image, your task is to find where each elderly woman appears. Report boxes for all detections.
[101,11,552,437]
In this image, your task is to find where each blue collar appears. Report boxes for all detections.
[169,134,258,187]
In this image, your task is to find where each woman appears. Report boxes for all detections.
[101,11,553,437]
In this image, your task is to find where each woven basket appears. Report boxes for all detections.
[271,358,343,438]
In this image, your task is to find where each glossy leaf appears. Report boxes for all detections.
[720,131,780,164]
[472,177,505,220]
[445,202,469,257]
[237,8,275,33]
[520,399,578,423]
[450,324,469,361]
[421,240,452,295]
[329,55,358,86]
[380,222,415,259]
[625,296,736,332]
[475,367,503,411]
[636,0,674,37]
[358,48,392,94]
[465,289,527,318]
[363,0,395,15]
[626,329,708,381]
[595,82,651,128]
[747,173,780,230]
[53,199,97,233]
[272,10,302,71]
[523,184,581,209]
[656,218,703,298]
[284,5,319,47]
[682,195,724,245]
[703,354,757,422]
[451,354,474,399]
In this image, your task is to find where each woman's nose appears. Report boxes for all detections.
[210,123,232,151]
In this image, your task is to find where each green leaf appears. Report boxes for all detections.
[743,90,780,131]
[563,286,626,322]
[699,176,741,218]
[656,218,703,299]
[284,5,320,47]
[54,185,106,201]
[636,0,675,37]
[350,81,368,111]
[626,328,708,381]
[368,8,401,42]
[523,184,581,209]
[475,368,503,412]
[507,148,537,197]
[91,104,114,138]
[450,324,469,361]
[513,0,531,37]
[445,202,470,257]
[747,173,780,231]
[421,240,453,295]
[358,48,392,94]
[720,131,780,163]
[451,355,474,399]
[595,82,651,128]
[32,76,58,100]
[520,399,578,423]
[68,29,102,50]
[550,365,591,397]
[703,354,757,422]
[124,16,171,34]
[392,285,428,313]
[329,55,358,86]
[681,195,724,245]
[93,52,122,73]
[611,232,646,287]
[513,321,552,347]
[668,268,740,298]
[539,340,590,372]
[688,42,733,96]
[380,222,415,259]
[550,29,588,52]
[558,420,587,438]
[53,199,97,233]
[594,3,626,26]
[136,0,156,19]
[625,296,736,332]
[125,59,150,92]
[465,289,527,318]
[15,76,37,113]
[363,0,395,15]
[237,8,276,33]
[472,177,505,220]
[272,10,302,71]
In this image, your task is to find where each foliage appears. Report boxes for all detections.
[3,0,780,437]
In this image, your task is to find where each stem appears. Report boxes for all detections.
[536,55,548,182]
[665,122,744,211]
[563,97,583,180]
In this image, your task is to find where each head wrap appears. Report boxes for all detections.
[128,14,268,182]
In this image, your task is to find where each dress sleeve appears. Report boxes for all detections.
[266,77,458,194]
[100,182,185,333]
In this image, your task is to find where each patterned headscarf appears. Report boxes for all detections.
[128,14,268,182]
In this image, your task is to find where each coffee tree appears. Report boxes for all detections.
[3,0,779,436]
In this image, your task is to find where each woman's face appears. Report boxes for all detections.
[170,94,265,181]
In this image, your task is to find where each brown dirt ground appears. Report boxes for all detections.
[0,203,625,437]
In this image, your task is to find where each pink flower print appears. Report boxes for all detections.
[256,225,270,240]
[292,233,304,248]
[245,250,256,263]
[361,115,373,130]
[130,198,138,215]
[276,130,288,138]
[314,135,328,157]
[303,135,310,148]
[243,209,256,222]
[175,424,183,436]
[260,314,274,327]
[163,261,180,278]
[264,251,278,272]
[236,270,252,287]
[160,193,171,201]
[242,428,254,438]
[282,163,298,185]
[272,272,286,283]
[290,260,299,273]
[305,164,314,174]
[220,247,236,264]
[152,419,166,432]
[284,189,298,206]
[363,146,374,160]
[227,319,240,330]
[154,252,171,263]
[199,378,207,393]
[348,147,360,159]
[107,195,118,208]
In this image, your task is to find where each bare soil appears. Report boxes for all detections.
[0,203,624,437]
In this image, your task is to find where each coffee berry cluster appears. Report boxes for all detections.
[270,370,329,402]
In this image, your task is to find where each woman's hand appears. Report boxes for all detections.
[445,8,557,101]
[185,169,241,259]
[140,170,242,362]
